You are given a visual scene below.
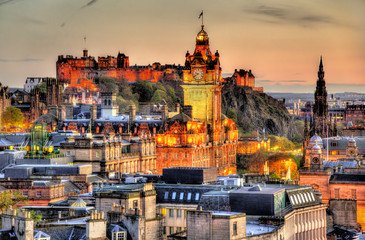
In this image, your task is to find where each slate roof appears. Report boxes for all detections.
[155,184,221,204]
[323,160,358,169]
[330,173,365,183]
[169,113,192,123]
[323,136,365,151]
[40,226,86,240]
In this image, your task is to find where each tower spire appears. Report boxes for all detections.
[199,11,204,28]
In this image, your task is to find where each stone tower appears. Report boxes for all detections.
[46,78,62,106]
[182,25,222,143]
[312,57,329,138]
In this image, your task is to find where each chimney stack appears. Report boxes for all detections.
[87,210,107,240]
[184,105,193,118]
[90,105,97,123]
[161,105,168,122]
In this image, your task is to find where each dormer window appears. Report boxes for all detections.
[331,142,337,147]
[112,231,126,240]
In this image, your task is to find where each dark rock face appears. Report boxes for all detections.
[221,82,295,138]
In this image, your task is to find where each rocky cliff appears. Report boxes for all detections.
[221,82,295,138]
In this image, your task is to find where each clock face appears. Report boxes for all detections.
[312,157,319,164]
[349,149,355,155]
[193,68,204,80]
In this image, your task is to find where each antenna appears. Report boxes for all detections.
[83,36,87,50]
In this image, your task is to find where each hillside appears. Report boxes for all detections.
[221,82,296,138]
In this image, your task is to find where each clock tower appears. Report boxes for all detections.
[310,142,324,170]
[182,25,222,139]
[346,137,358,159]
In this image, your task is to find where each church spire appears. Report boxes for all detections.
[318,55,324,80]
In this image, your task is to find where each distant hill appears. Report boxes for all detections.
[222,82,296,138]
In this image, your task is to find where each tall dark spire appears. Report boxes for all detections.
[312,56,329,138]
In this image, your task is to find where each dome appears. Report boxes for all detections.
[312,144,321,150]
[196,27,209,45]
[349,137,356,143]
[309,134,323,146]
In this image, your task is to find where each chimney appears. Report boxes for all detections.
[90,105,97,123]
[83,49,88,58]
[161,105,168,122]
[87,210,107,240]
[65,103,73,119]
[1,208,16,230]
[175,102,181,113]
[129,105,136,127]
[184,105,193,118]
[14,210,34,240]
[58,105,65,123]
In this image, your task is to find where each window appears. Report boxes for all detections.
[169,227,174,235]
[351,189,357,199]
[334,188,340,199]
[172,192,176,200]
[23,191,28,197]
[187,192,192,201]
[66,151,71,157]
[133,200,138,209]
[331,142,337,147]
[112,232,126,240]
[195,193,200,201]
[36,191,42,198]
[163,227,166,235]
[96,151,100,158]
[177,209,182,218]
[179,192,184,200]
[164,192,169,200]
[169,209,174,217]
[233,222,237,235]
[176,227,182,233]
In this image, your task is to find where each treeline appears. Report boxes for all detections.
[98,77,178,113]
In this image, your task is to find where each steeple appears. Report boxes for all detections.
[318,56,324,80]
[312,56,329,138]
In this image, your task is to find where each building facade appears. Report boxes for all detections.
[155,25,238,176]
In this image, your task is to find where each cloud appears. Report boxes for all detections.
[80,0,98,9]
[243,4,335,26]
[0,0,14,6]
[256,80,274,83]
[281,80,307,83]
[0,58,44,62]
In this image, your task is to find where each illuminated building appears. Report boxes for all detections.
[56,49,182,85]
[232,69,263,93]
[155,25,238,176]
[0,82,11,129]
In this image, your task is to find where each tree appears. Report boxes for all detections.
[227,108,237,123]
[35,82,46,93]
[98,77,119,93]
[30,210,42,222]
[0,191,28,213]
[2,106,24,129]
[132,80,154,102]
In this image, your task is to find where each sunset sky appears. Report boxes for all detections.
[0,0,364,93]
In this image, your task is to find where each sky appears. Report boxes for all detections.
[0,0,364,93]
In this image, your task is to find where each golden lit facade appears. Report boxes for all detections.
[156,25,238,175]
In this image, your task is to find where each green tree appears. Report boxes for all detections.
[270,172,280,179]
[132,80,154,102]
[30,210,42,222]
[0,191,28,213]
[227,108,237,123]
[2,106,24,129]
[35,82,46,93]
[98,77,119,93]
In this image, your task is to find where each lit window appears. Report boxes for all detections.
[23,191,29,197]
[164,192,169,200]
[179,192,184,200]
[172,192,176,200]
[187,193,192,201]
[36,191,42,198]
[169,227,174,234]
[195,193,200,201]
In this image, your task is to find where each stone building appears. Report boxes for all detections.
[0,82,11,129]
[56,49,182,85]
[232,69,263,93]
[60,134,157,175]
[155,25,238,176]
